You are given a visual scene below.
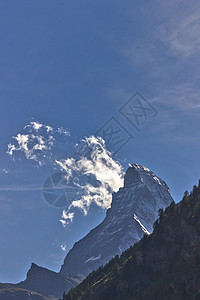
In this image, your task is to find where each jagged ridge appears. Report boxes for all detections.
[60,164,172,278]
[63,182,200,300]
[0,164,173,299]
[16,263,81,299]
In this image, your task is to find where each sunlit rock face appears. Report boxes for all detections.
[60,164,173,278]
[1,164,173,299]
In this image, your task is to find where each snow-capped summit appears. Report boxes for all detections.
[125,164,167,188]
[60,164,173,278]
[9,164,173,299]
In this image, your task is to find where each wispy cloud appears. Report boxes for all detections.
[0,168,9,174]
[59,211,75,227]
[120,2,200,117]
[150,83,200,117]
[7,121,124,228]
[0,184,43,192]
[7,120,70,166]
[58,136,124,226]
[61,244,67,251]
[159,7,200,58]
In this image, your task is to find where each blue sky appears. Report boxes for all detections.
[0,0,200,283]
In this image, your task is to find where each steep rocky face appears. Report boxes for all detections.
[60,164,173,278]
[1,164,173,299]
[63,183,200,300]
[16,263,81,299]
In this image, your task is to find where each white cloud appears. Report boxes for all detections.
[7,123,124,228]
[59,219,67,227]
[61,244,67,251]
[7,120,70,166]
[60,212,75,227]
[0,169,9,174]
[57,136,124,225]
[7,132,50,164]
[56,127,70,136]
[62,211,74,221]
[24,121,44,132]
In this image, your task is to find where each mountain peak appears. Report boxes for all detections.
[128,163,150,171]
[60,164,173,278]
[17,263,80,299]
[30,262,39,269]
[124,164,168,189]
[64,183,200,300]
[3,164,173,299]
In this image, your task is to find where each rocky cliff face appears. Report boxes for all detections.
[16,263,81,299]
[60,164,173,278]
[1,164,173,299]
[64,183,200,300]
[0,263,81,300]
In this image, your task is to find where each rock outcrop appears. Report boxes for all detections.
[60,164,173,278]
[64,183,200,300]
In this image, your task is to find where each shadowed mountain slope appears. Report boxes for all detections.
[63,182,200,300]
[60,164,173,278]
